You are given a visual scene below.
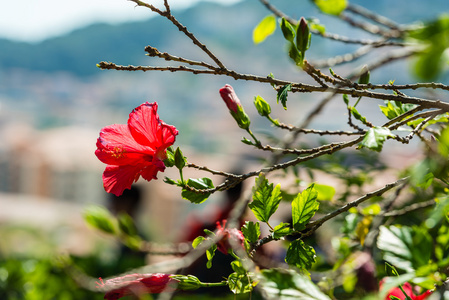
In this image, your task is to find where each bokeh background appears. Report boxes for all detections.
[0,0,448,298]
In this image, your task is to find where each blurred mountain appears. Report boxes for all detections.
[0,0,447,76]
[0,1,270,76]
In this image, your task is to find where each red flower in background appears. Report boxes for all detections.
[216,220,245,254]
[95,102,178,196]
[97,273,177,299]
[380,279,433,300]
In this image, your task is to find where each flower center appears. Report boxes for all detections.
[112,146,125,159]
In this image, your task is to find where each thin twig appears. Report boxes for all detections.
[338,12,402,38]
[383,199,435,217]
[394,112,441,144]
[313,45,374,68]
[304,177,409,235]
[98,62,217,74]
[129,0,226,69]
[186,163,241,177]
[144,46,217,70]
[274,123,365,136]
[382,105,423,128]
[388,109,444,131]
[98,61,449,111]
[346,3,401,30]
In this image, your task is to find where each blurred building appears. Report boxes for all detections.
[0,124,104,203]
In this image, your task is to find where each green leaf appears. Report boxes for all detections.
[377,225,433,272]
[285,240,316,272]
[288,42,303,66]
[408,14,449,80]
[362,203,381,216]
[192,236,217,269]
[385,262,400,277]
[292,184,319,231]
[349,106,368,124]
[259,268,330,299]
[117,212,138,237]
[228,272,254,294]
[342,94,349,105]
[249,174,282,223]
[122,235,142,251]
[277,84,292,110]
[314,183,335,201]
[83,205,117,235]
[241,221,260,244]
[272,222,293,239]
[231,260,247,275]
[174,147,186,170]
[192,236,206,249]
[407,114,448,128]
[309,18,326,35]
[163,176,177,185]
[181,177,214,204]
[379,101,417,120]
[254,95,271,117]
[241,137,253,145]
[253,15,277,44]
[355,216,372,246]
[359,126,394,152]
[314,0,347,15]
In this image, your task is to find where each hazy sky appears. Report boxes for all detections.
[1,0,241,43]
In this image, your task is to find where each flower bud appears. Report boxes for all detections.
[219,85,251,130]
[97,273,177,299]
[358,65,370,85]
[296,17,311,59]
[280,18,295,42]
[170,275,202,291]
[254,95,271,117]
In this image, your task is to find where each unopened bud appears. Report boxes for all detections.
[170,275,202,291]
[280,18,295,42]
[358,65,370,85]
[296,17,311,58]
[219,85,251,130]
[254,95,271,117]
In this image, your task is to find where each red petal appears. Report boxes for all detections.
[414,290,433,300]
[128,102,178,150]
[102,165,142,196]
[140,159,165,181]
[102,273,176,299]
[96,124,155,166]
[159,122,178,148]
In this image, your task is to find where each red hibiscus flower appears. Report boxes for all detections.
[97,273,177,299]
[216,219,245,254]
[95,102,178,196]
[380,279,433,300]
